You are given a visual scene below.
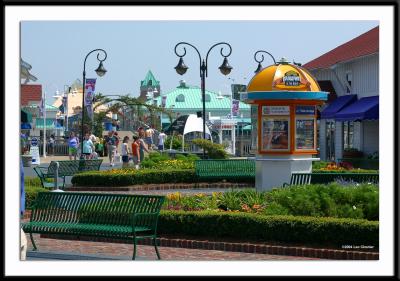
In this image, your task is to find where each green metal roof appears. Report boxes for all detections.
[35,118,56,129]
[149,83,250,111]
[25,103,59,111]
[141,70,160,87]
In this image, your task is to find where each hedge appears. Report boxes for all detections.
[25,185,49,209]
[157,211,379,247]
[71,169,255,186]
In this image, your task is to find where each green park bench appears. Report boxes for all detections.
[21,192,165,260]
[33,159,103,189]
[283,172,379,187]
[195,159,255,180]
[282,173,312,187]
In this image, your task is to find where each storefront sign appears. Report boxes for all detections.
[262,106,290,115]
[283,70,301,86]
[31,137,38,147]
[296,106,315,115]
[30,146,40,165]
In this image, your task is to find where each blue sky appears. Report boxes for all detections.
[21,20,378,100]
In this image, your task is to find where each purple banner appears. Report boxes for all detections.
[232,99,239,117]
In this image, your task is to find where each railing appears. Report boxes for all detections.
[25,143,69,156]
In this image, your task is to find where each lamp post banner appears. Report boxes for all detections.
[84,78,96,107]
[161,95,167,107]
[85,78,96,120]
[232,99,240,117]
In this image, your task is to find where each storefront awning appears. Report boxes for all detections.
[21,123,32,129]
[21,109,32,123]
[36,118,56,129]
[335,96,379,121]
[320,94,357,119]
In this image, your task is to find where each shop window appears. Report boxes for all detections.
[343,121,354,149]
[175,94,185,102]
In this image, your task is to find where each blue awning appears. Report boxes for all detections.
[335,96,379,121]
[21,123,32,129]
[320,94,357,119]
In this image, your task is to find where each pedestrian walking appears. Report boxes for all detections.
[82,133,95,160]
[131,135,140,169]
[145,125,155,150]
[138,129,149,163]
[158,130,166,151]
[68,132,79,160]
[105,131,117,166]
[121,136,130,168]
[48,134,55,156]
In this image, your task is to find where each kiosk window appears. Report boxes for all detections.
[295,118,315,150]
[262,117,290,151]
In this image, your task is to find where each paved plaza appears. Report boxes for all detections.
[25,234,319,261]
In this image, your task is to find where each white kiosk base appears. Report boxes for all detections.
[255,154,319,191]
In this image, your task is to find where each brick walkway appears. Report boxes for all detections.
[26,234,319,261]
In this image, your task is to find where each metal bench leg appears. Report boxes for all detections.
[132,238,137,260]
[154,237,161,260]
[29,233,37,251]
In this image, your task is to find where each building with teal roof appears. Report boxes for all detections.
[148,80,251,129]
[140,70,161,100]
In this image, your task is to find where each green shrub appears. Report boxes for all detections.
[25,185,49,209]
[162,183,378,221]
[264,183,378,220]
[158,211,379,247]
[164,135,189,150]
[312,161,330,170]
[192,139,228,159]
[313,169,379,173]
[72,168,254,186]
[72,169,198,186]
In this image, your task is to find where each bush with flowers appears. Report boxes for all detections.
[162,183,378,221]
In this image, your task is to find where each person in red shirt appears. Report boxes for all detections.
[131,135,140,169]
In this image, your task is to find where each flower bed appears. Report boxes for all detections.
[163,183,378,221]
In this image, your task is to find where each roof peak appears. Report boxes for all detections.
[141,70,160,87]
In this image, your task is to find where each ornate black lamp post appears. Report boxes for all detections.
[174,42,233,156]
[253,50,276,73]
[80,49,107,159]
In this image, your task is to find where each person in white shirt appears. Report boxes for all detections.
[158,130,166,151]
[121,136,130,168]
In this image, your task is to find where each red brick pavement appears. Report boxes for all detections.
[26,234,319,261]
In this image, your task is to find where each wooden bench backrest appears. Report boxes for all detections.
[31,192,165,227]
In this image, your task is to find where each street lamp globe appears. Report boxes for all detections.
[95,61,107,77]
[219,57,233,76]
[175,58,188,75]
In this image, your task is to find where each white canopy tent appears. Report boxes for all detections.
[182,114,211,152]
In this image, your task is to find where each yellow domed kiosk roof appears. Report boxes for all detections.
[245,60,328,102]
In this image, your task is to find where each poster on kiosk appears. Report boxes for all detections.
[243,57,328,191]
